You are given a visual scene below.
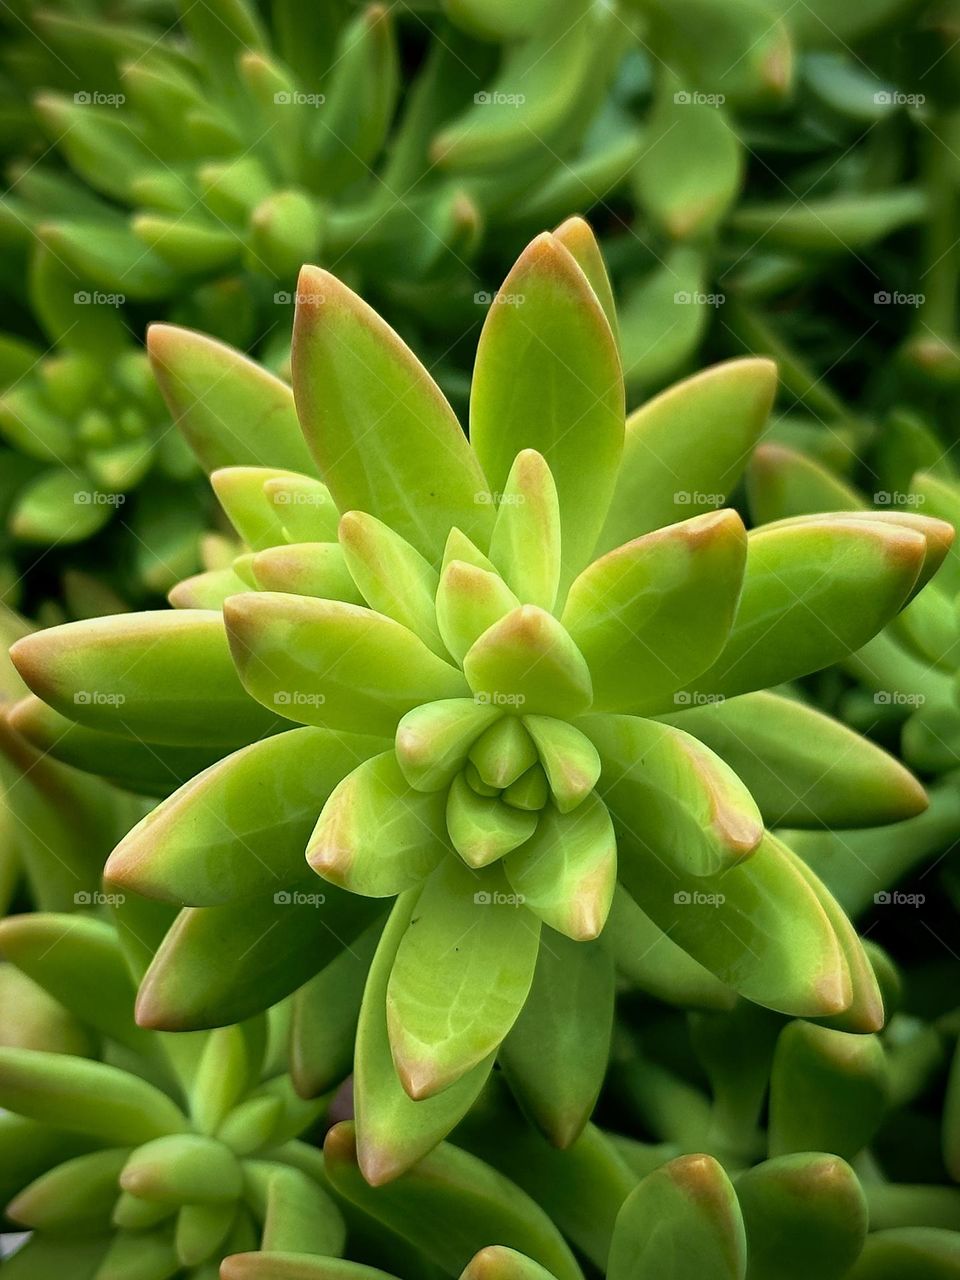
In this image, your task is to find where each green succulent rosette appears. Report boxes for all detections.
[2,0,638,344]
[0,910,353,1279]
[9,220,948,1183]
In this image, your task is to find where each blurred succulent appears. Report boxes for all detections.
[608,0,960,426]
[0,909,352,1279]
[7,220,949,1186]
[1,0,639,346]
[0,602,142,920]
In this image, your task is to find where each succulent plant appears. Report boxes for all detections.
[0,602,143,919]
[6,221,950,1192]
[0,909,352,1278]
[2,0,638,339]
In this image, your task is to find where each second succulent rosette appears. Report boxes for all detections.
[8,219,951,1184]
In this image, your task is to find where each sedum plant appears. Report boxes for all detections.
[0,911,348,1279]
[8,219,951,1185]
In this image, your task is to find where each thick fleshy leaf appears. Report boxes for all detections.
[386,858,541,1098]
[469,717,539,790]
[148,324,317,474]
[121,1133,242,1203]
[598,359,777,553]
[664,691,927,827]
[210,467,294,549]
[339,511,444,654]
[844,1228,960,1279]
[761,509,954,603]
[308,752,448,896]
[447,775,539,868]
[462,1248,560,1280]
[223,1257,397,1280]
[0,1234,110,1279]
[608,1155,746,1280]
[0,964,94,1056]
[264,473,341,543]
[505,794,616,940]
[522,716,600,814]
[562,510,747,714]
[500,931,614,1148]
[324,1122,583,1280]
[615,828,850,1018]
[224,593,467,734]
[0,913,152,1056]
[768,1021,889,1159]
[605,886,735,1010]
[8,1148,129,1231]
[251,543,364,602]
[107,727,383,905]
[780,845,884,1034]
[246,1160,346,1254]
[735,1153,867,1280]
[552,216,618,342]
[10,611,279,747]
[8,694,224,797]
[395,699,500,792]
[290,919,381,1099]
[437,560,520,664]
[635,79,743,239]
[586,714,762,876]
[463,607,592,718]
[747,442,864,524]
[470,232,624,592]
[292,265,491,562]
[488,451,561,611]
[136,883,382,1030]
[355,891,494,1184]
[690,519,927,699]
[0,1049,187,1143]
